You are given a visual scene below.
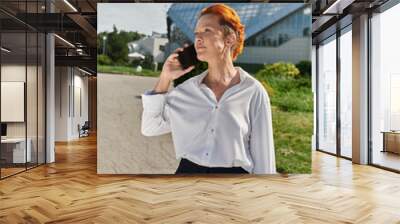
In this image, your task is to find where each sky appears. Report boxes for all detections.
[97,3,172,35]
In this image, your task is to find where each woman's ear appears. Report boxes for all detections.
[225,32,237,50]
[225,33,235,47]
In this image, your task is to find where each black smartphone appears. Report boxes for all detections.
[177,44,199,69]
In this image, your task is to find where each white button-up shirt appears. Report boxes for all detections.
[141,67,276,174]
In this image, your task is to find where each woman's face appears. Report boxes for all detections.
[194,14,231,62]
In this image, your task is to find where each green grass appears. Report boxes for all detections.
[98,65,160,77]
[272,107,312,173]
[255,73,313,173]
[262,75,313,173]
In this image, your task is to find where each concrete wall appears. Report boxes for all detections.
[97,73,178,174]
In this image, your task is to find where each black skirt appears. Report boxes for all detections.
[175,158,249,174]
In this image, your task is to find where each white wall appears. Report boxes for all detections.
[72,72,89,138]
[1,65,38,138]
[54,67,89,141]
[1,63,46,164]
[55,67,69,141]
[312,45,316,151]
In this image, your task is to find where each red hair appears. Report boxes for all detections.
[199,3,245,61]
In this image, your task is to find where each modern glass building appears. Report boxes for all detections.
[166,3,312,66]
[312,0,400,172]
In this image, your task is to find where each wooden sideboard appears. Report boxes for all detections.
[382,131,400,154]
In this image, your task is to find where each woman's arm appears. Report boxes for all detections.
[249,88,277,174]
[153,75,173,94]
[141,89,172,136]
[141,47,194,136]
[154,47,195,93]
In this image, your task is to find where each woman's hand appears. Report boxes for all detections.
[160,47,195,82]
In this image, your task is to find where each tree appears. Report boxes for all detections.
[97,26,145,65]
[97,32,108,54]
[106,25,128,65]
[141,53,155,70]
[97,54,112,65]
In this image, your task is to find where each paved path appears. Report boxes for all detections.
[97,73,178,174]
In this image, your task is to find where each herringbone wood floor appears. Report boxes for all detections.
[0,133,400,224]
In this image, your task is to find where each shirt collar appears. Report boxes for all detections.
[196,66,247,87]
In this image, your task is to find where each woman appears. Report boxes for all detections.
[141,3,276,174]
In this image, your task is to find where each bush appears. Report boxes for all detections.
[296,60,311,77]
[263,75,311,93]
[97,54,112,65]
[271,90,313,112]
[254,64,312,112]
[260,80,274,96]
[256,62,300,80]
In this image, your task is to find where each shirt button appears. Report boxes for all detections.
[211,129,214,133]
[206,153,209,156]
